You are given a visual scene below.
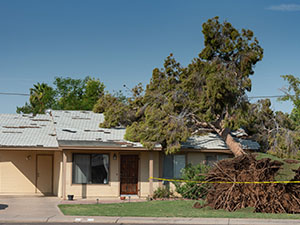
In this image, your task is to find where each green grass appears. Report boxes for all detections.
[58,200,300,219]
[255,152,300,181]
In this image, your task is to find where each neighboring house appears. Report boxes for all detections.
[0,111,260,198]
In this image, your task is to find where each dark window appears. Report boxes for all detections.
[163,155,186,179]
[72,154,109,184]
[205,154,230,166]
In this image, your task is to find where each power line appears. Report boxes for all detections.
[0,92,30,96]
[0,92,293,99]
[247,95,286,99]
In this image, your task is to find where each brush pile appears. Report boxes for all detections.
[203,154,300,213]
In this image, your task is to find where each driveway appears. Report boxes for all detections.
[0,196,62,222]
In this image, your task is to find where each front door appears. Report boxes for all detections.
[36,155,53,195]
[120,155,139,195]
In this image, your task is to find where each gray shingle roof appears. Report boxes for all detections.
[0,113,58,148]
[0,110,260,150]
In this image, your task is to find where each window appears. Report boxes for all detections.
[205,154,230,166]
[72,154,109,184]
[163,155,186,179]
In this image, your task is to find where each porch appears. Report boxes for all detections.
[60,149,160,199]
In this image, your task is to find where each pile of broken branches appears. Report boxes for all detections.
[202,154,300,213]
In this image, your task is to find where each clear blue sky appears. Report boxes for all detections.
[0,0,299,113]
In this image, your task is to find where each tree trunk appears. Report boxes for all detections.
[209,124,246,157]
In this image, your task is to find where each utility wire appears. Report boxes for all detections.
[0,92,30,96]
[247,95,287,99]
[0,92,294,99]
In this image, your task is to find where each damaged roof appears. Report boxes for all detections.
[0,110,260,150]
[0,113,58,148]
[52,110,143,148]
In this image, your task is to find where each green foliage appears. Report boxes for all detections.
[153,186,173,199]
[54,76,105,110]
[98,17,263,154]
[17,76,105,114]
[268,130,300,159]
[173,164,211,200]
[17,82,55,115]
[279,75,300,129]
[93,84,143,128]
[241,99,300,159]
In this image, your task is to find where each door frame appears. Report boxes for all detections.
[35,154,54,195]
[119,154,139,195]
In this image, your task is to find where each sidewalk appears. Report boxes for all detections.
[0,196,300,224]
[1,214,300,224]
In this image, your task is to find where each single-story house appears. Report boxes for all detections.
[0,110,259,199]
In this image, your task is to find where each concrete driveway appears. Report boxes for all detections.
[0,196,62,222]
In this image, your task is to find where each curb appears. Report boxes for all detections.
[1,216,300,224]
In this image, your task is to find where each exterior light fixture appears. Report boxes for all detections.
[113,153,117,160]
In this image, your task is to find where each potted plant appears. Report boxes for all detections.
[67,195,74,201]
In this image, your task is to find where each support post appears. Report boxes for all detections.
[149,152,154,196]
[62,150,67,200]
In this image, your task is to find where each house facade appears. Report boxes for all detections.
[0,111,259,199]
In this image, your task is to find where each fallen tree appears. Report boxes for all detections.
[94,17,263,156]
[199,154,300,213]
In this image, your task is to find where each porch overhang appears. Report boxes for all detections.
[58,140,162,151]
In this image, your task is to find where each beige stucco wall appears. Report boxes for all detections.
[0,150,60,195]
[0,148,233,198]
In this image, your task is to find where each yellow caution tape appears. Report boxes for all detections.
[149,177,300,184]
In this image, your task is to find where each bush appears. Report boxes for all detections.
[153,186,173,199]
[173,164,211,199]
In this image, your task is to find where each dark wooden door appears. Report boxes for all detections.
[120,155,139,195]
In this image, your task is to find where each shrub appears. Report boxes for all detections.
[153,186,173,199]
[173,163,211,199]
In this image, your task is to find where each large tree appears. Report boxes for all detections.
[94,17,264,156]
[17,76,105,114]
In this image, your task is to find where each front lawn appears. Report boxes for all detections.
[58,200,300,219]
